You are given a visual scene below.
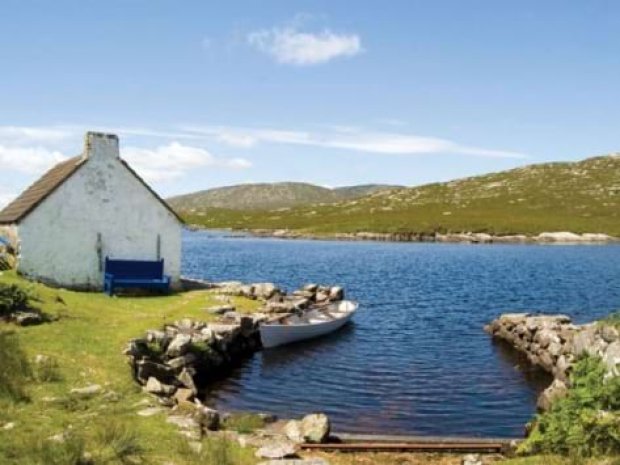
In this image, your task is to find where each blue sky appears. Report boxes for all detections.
[1,0,620,206]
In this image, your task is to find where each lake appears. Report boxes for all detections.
[182,230,620,437]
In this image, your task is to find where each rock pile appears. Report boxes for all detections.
[124,317,263,406]
[485,313,619,410]
[213,281,345,315]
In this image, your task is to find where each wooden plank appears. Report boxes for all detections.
[334,433,518,445]
[301,442,505,453]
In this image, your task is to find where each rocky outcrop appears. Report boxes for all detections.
[209,281,346,317]
[124,316,263,404]
[485,313,619,410]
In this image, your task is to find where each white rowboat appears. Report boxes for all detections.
[259,300,358,349]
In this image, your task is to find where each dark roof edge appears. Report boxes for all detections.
[0,156,87,225]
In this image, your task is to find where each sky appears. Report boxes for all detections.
[1,0,620,207]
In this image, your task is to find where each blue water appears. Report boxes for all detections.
[182,230,620,437]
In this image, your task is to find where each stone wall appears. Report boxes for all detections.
[485,313,619,410]
[124,315,264,405]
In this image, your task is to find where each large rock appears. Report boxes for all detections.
[195,406,220,431]
[206,305,235,315]
[256,441,297,459]
[462,454,483,465]
[166,353,198,371]
[600,325,619,343]
[177,368,197,394]
[537,379,568,411]
[300,413,330,443]
[284,420,304,443]
[602,341,620,376]
[136,360,175,383]
[70,384,102,398]
[12,311,43,326]
[253,283,279,300]
[572,325,598,356]
[286,414,330,444]
[166,333,192,357]
[144,377,176,396]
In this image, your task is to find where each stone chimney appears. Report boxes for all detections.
[84,132,119,160]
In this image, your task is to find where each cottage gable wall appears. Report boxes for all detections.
[16,135,181,289]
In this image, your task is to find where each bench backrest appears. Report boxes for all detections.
[105,257,165,279]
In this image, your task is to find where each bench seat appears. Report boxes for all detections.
[104,257,171,296]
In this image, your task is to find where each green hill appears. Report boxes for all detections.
[179,154,620,237]
[167,182,400,211]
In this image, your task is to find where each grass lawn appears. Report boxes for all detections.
[0,270,260,465]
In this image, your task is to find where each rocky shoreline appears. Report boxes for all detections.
[485,313,619,411]
[214,228,619,245]
[123,280,347,461]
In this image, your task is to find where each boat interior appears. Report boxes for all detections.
[265,301,357,326]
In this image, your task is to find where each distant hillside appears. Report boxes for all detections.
[180,154,620,237]
[168,182,400,211]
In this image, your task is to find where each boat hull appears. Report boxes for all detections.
[259,301,357,349]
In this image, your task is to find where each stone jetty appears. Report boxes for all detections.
[485,313,619,410]
[123,280,344,454]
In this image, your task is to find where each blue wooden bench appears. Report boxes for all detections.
[104,257,171,296]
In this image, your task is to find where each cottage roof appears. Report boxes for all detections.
[0,139,183,225]
[0,155,87,224]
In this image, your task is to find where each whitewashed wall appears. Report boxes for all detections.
[17,134,182,290]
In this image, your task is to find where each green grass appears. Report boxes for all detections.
[0,270,259,465]
[181,155,620,237]
[501,456,620,465]
[519,355,620,458]
[600,312,620,329]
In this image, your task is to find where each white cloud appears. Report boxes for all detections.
[0,126,73,145]
[122,142,252,182]
[182,125,527,159]
[247,26,362,65]
[0,145,68,174]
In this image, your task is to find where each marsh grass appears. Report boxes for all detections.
[176,436,254,465]
[93,418,143,464]
[32,355,63,383]
[0,283,32,316]
[0,330,32,401]
[222,412,266,434]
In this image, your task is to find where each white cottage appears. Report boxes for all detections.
[0,132,183,290]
